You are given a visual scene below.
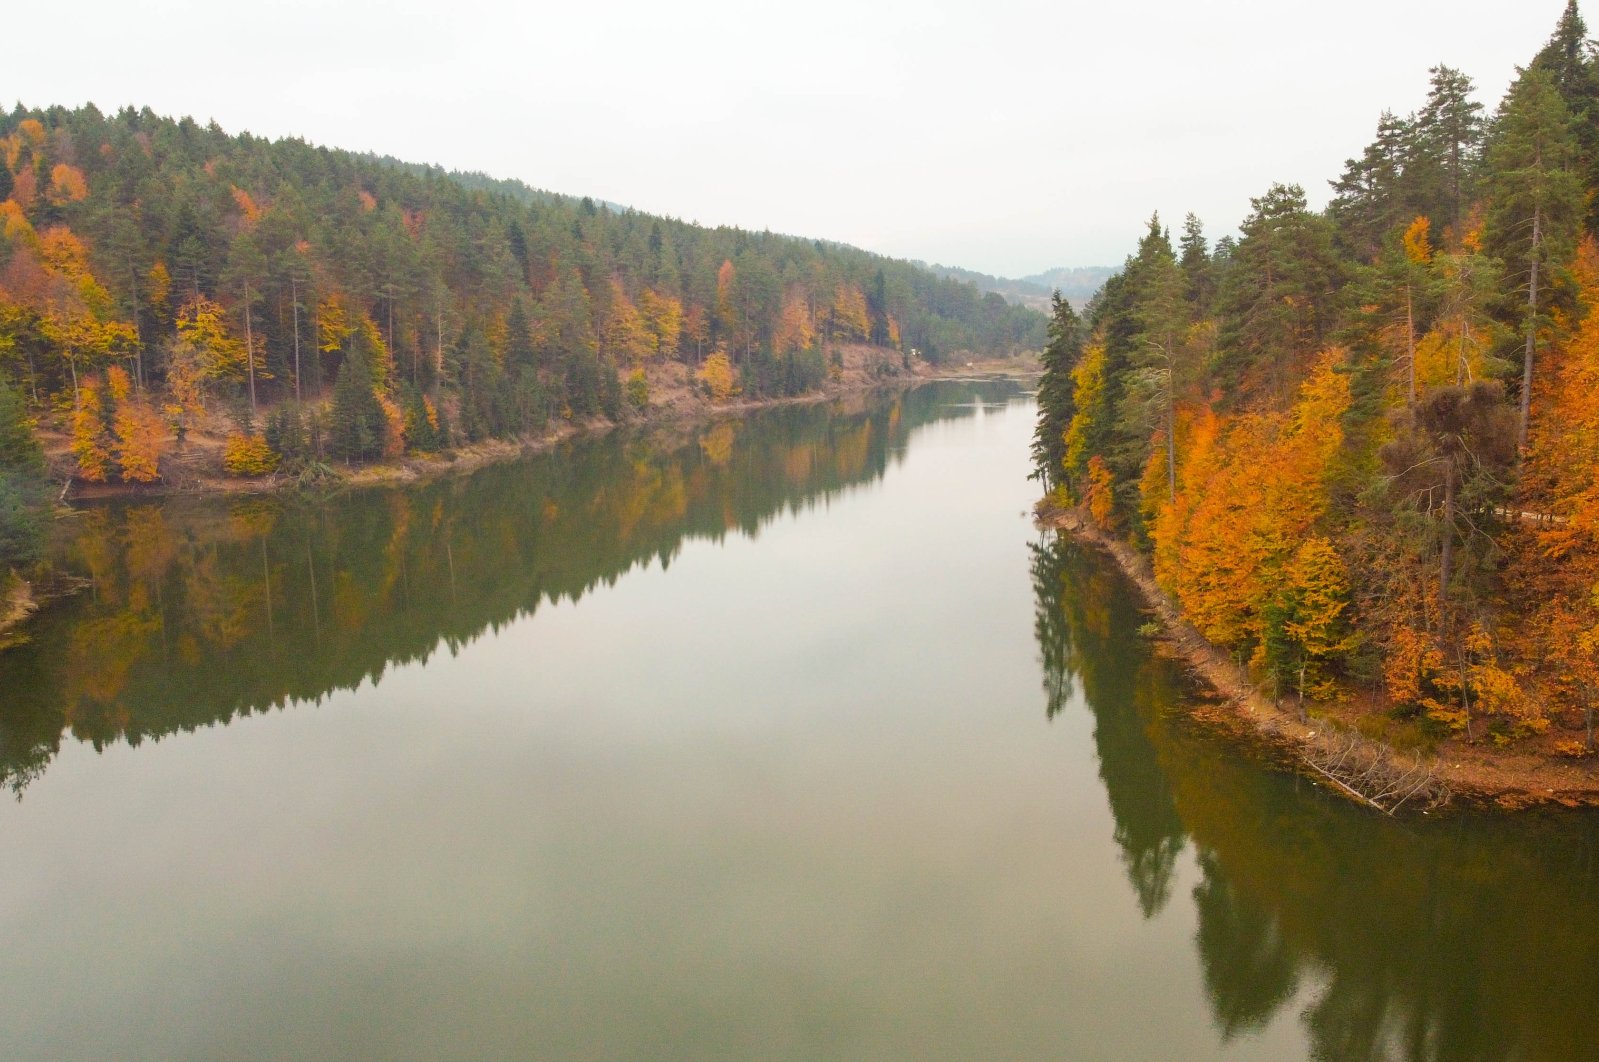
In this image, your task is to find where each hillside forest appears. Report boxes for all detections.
[0,103,1044,577]
[1034,1,1599,756]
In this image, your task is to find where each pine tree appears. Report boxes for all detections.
[1031,293,1082,491]
[1130,235,1188,505]
[1177,213,1215,311]
[1214,184,1345,403]
[1532,0,1599,235]
[0,377,46,569]
[1329,110,1413,260]
[1409,66,1486,241]
[330,349,383,462]
[1484,65,1583,448]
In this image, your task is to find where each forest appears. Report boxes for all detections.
[1033,1,1599,756]
[0,101,1043,578]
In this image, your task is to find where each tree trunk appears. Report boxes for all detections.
[291,278,302,404]
[1440,468,1455,600]
[1519,202,1542,452]
[1586,687,1594,753]
[1405,282,1416,404]
[1165,366,1176,505]
[129,262,144,391]
[244,280,257,419]
[261,536,274,640]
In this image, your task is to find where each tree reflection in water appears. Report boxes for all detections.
[0,383,1018,795]
[1030,536,1599,1061]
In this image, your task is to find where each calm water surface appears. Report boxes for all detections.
[1,381,1596,1060]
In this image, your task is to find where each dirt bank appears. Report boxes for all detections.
[1038,502,1599,813]
[46,349,1033,503]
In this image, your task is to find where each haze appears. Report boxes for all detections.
[4,0,1568,275]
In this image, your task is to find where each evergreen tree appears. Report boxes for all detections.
[0,377,46,569]
[1483,65,1583,447]
[1410,66,1486,240]
[329,350,383,462]
[1032,293,1082,491]
[1329,110,1413,260]
[1177,213,1215,311]
[1129,238,1188,505]
[505,298,536,373]
[1214,185,1346,404]
[1532,0,1599,235]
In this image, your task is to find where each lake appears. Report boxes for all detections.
[1,380,1596,1060]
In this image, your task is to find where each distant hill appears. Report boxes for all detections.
[1018,267,1117,309]
[921,263,1114,313]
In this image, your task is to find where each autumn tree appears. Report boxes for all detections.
[175,295,246,392]
[107,366,166,482]
[638,288,682,356]
[697,350,737,401]
[773,288,816,355]
[71,377,113,482]
[604,279,653,365]
[1264,536,1357,706]
[830,284,870,344]
[1061,333,1110,496]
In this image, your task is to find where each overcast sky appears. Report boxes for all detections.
[5,0,1574,276]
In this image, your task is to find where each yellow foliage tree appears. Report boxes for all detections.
[175,296,246,383]
[831,284,870,342]
[1084,456,1116,530]
[48,164,89,204]
[316,295,353,354]
[113,396,168,483]
[774,288,816,353]
[71,378,113,482]
[222,433,279,476]
[145,261,171,315]
[1152,351,1352,666]
[638,288,682,356]
[1062,337,1108,488]
[697,350,738,402]
[377,391,406,458]
[605,279,653,364]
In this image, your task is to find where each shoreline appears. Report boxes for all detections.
[4,361,1035,647]
[1037,502,1599,814]
[53,359,1038,505]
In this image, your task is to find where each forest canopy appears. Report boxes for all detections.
[1034,0,1599,754]
[0,100,1044,571]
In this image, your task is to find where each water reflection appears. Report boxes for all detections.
[0,382,1021,794]
[1030,536,1599,1062]
[1030,540,1185,918]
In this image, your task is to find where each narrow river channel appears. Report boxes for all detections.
[1,381,1596,1060]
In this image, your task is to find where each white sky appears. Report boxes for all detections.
[4,0,1574,276]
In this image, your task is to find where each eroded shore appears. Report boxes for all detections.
[1037,502,1599,813]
